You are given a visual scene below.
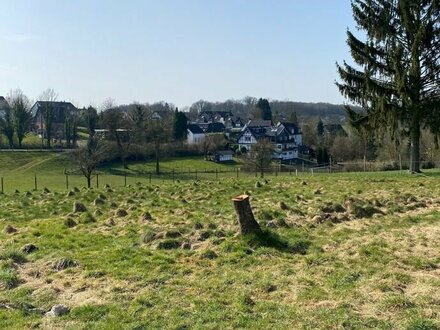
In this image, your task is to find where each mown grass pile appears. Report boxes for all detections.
[0,173,439,329]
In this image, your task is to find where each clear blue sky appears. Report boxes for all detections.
[0,0,356,108]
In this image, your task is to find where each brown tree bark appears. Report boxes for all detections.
[232,195,262,235]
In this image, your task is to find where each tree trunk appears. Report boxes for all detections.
[86,176,91,188]
[409,127,421,173]
[232,195,262,235]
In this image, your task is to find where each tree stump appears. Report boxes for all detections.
[232,194,262,235]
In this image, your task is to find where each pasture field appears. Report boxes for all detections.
[0,158,439,329]
[0,152,242,193]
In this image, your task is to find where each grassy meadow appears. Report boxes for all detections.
[0,152,439,329]
[0,152,241,193]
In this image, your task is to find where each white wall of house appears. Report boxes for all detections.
[187,130,205,144]
[238,130,257,150]
[273,149,298,160]
[216,153,233,162]
[294,133,302,146]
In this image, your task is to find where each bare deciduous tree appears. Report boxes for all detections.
[71,138,107,188]
[246,139,274,178]
[7,89,32,149]
[0,99,14,149]
[39,88,58,148]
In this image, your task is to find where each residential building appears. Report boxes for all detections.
[187,124,205,144]
[237,121,303,161]
[30,101,79,139]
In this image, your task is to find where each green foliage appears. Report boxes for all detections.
[316,146,329,165]
[336,0,440,172]
[173,109,188,140]
[253,98,272,121]
[316,118,324,137]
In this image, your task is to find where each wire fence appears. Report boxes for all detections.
[0,159,438,194]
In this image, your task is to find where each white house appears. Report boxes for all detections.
[187,124,205,144]
[237,127,260,151]
[237,121,303,161]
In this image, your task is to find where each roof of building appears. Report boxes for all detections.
[206,122,225,133]
[187,124,204,134]
[214,150,234,156]
[0,97,9,120]
[278,121,301,134]
[0,96,9,110]
[31,101,78,117]
[246,120,272,128]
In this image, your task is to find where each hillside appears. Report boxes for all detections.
[0,171,439,329]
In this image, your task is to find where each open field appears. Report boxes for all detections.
[0,163,439,329]
[0,152,243,193]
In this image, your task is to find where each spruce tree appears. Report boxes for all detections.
[173,108,188,140]
[336,0,440,173]
[254,98,272,121]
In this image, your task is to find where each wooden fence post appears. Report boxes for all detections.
[1,177,3,194]
[124,172,127,186]
[236,168,239,179]
[65,173,69,190]
[96,173,99,188]
[34,174,37,190]
[149,172,152,184]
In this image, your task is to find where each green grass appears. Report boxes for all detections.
[0,152,245,192]
[0,163,439,329]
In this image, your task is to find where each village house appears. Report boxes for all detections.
[194,110,244,133]
[187,124,205,144]
[237,120,303,161]
[30,101,79,139]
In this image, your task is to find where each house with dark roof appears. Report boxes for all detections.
[205,122,225,134]
[30,101,79,138]
[237,121,303,161]
[187,124,205,144]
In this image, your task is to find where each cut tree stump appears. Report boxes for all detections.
[232,194,262,235]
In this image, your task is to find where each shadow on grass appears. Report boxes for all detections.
[244,230,311,255]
